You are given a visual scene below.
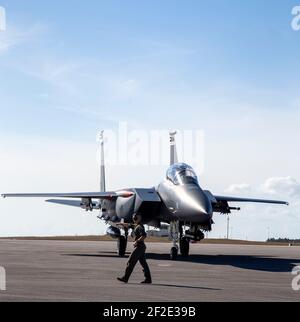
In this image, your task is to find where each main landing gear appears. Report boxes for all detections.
[117,229,128,257]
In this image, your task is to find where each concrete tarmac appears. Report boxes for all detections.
[0,240,299,302]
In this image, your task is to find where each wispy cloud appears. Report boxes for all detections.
[219,177,299,240]
[225,183,252,195]
[225,177,300,200]
[0,23,46,54]
[261,177,300,198]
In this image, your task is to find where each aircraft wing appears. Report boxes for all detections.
[1,191,135,199]
[214,195,289,205]
[204,190,289,214]
[46,199,84,208]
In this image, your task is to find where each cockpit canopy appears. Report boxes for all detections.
[166,163,198,185]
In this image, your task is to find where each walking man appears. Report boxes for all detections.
[117,214,152,284]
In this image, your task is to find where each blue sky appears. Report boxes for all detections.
[1,0,299,137]
[0,0,300,239]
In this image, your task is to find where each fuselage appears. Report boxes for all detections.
[108,163,213,227]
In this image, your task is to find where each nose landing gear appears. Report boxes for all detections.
[169,222,206,260]
[169,221,191,260]
[179,237,190,257]
[169,221,179,260]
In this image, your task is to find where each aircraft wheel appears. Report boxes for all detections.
[117,236,127,257]
[180,237,190,257]
[170,247,178,260]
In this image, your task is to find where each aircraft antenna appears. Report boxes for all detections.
[100,130,106,192]
[169,130,178,165]
[227,215,230,240]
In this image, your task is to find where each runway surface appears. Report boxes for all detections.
[0,240,299,302]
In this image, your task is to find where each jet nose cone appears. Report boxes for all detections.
[197,194,213,217]
[182,185,213,218]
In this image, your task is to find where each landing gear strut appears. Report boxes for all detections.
[117,229,128,257]
[169,221,190,259]
[169,221,179,260]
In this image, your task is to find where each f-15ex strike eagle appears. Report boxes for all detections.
[2,131,289,260]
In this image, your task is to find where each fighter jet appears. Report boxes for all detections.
[2,131,289,260]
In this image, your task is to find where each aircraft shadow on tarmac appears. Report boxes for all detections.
[65,252,300,273]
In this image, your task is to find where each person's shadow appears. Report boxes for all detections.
[64,251,300,273]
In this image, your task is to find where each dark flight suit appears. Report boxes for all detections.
[123,224,152,282]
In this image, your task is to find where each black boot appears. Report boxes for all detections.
[117,277,128,284]
[141,279,152,284]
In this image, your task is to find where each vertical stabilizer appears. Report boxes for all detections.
[169,131,178,165]
[100,131,106,192]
